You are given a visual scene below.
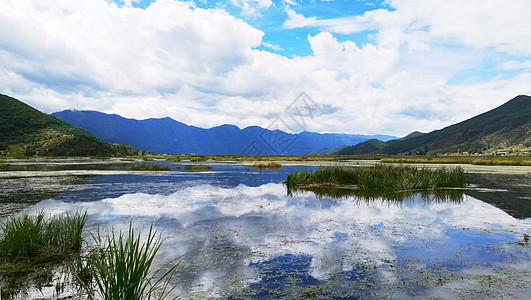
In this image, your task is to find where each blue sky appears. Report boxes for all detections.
[119,0,388,57]
[1,0,530,136]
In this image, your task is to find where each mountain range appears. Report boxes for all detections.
[3,93,529,157]
[51,110,396,155]
[316,95,531,155]
[0,94,137,156]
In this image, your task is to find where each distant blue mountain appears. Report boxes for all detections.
[51,110,396,155]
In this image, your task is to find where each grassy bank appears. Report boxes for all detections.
[252,162,282,170]
[285,165,467,192]
[147,154,385,162]
[380,155,531,166]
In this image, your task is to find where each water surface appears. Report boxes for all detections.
[2,161,531,299]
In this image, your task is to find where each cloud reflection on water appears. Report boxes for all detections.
[30,182,531,299]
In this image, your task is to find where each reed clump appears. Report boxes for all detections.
[82,224,178,300]
[183,164,212,171]
[284,165,467,192]
[251,162,282,170]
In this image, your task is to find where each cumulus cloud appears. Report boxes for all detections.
[0,0,530,137]
[285,0,531,55]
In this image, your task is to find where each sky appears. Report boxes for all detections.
[1,0,531,137]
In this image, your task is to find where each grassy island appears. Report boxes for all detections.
[131,164,171,171]
[251,162,282,170]
[183,164,213,171]
[284,165,467,192]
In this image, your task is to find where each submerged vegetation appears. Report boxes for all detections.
[285,165,467,192]
[183,164,213,171]
[83,224,178,300]
[252,162,282,170]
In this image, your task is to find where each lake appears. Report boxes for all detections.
[1,159,531,299]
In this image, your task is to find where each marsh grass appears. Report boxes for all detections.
[285,165,467,192]
[131,164,171,171]
[183,164,212,171]
[82,224,178,300]
[251,162,282,170]
[0,211,87,266]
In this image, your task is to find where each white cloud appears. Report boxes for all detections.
[231,0,273,16]
[0,0,530,138]
[285,0,531,55]
[261,42,284,51]
[498,60,531,71]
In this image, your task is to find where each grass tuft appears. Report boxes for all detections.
[82,223,178,300]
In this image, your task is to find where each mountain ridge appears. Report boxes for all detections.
[339,95,531,155]
[0,94,138,156]
[51,110,397,155]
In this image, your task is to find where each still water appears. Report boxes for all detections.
[1,161,531,299]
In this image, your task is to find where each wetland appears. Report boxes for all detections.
[0,158,530,299]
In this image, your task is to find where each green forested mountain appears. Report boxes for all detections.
[339,95,531,155]
[337,139,387,155]
[0,94,138,156]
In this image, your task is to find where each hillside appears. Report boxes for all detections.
[52,110,396,155]
[0,94,137,156]
[339,95,531,155]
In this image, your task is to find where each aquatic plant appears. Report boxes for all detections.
[0,211,87,265]
[183,164,212,171]
[82,224,178,300]
[284,165,467,192]
[251,162,282,170]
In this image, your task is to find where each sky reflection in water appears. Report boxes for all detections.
[26,163,531,299]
